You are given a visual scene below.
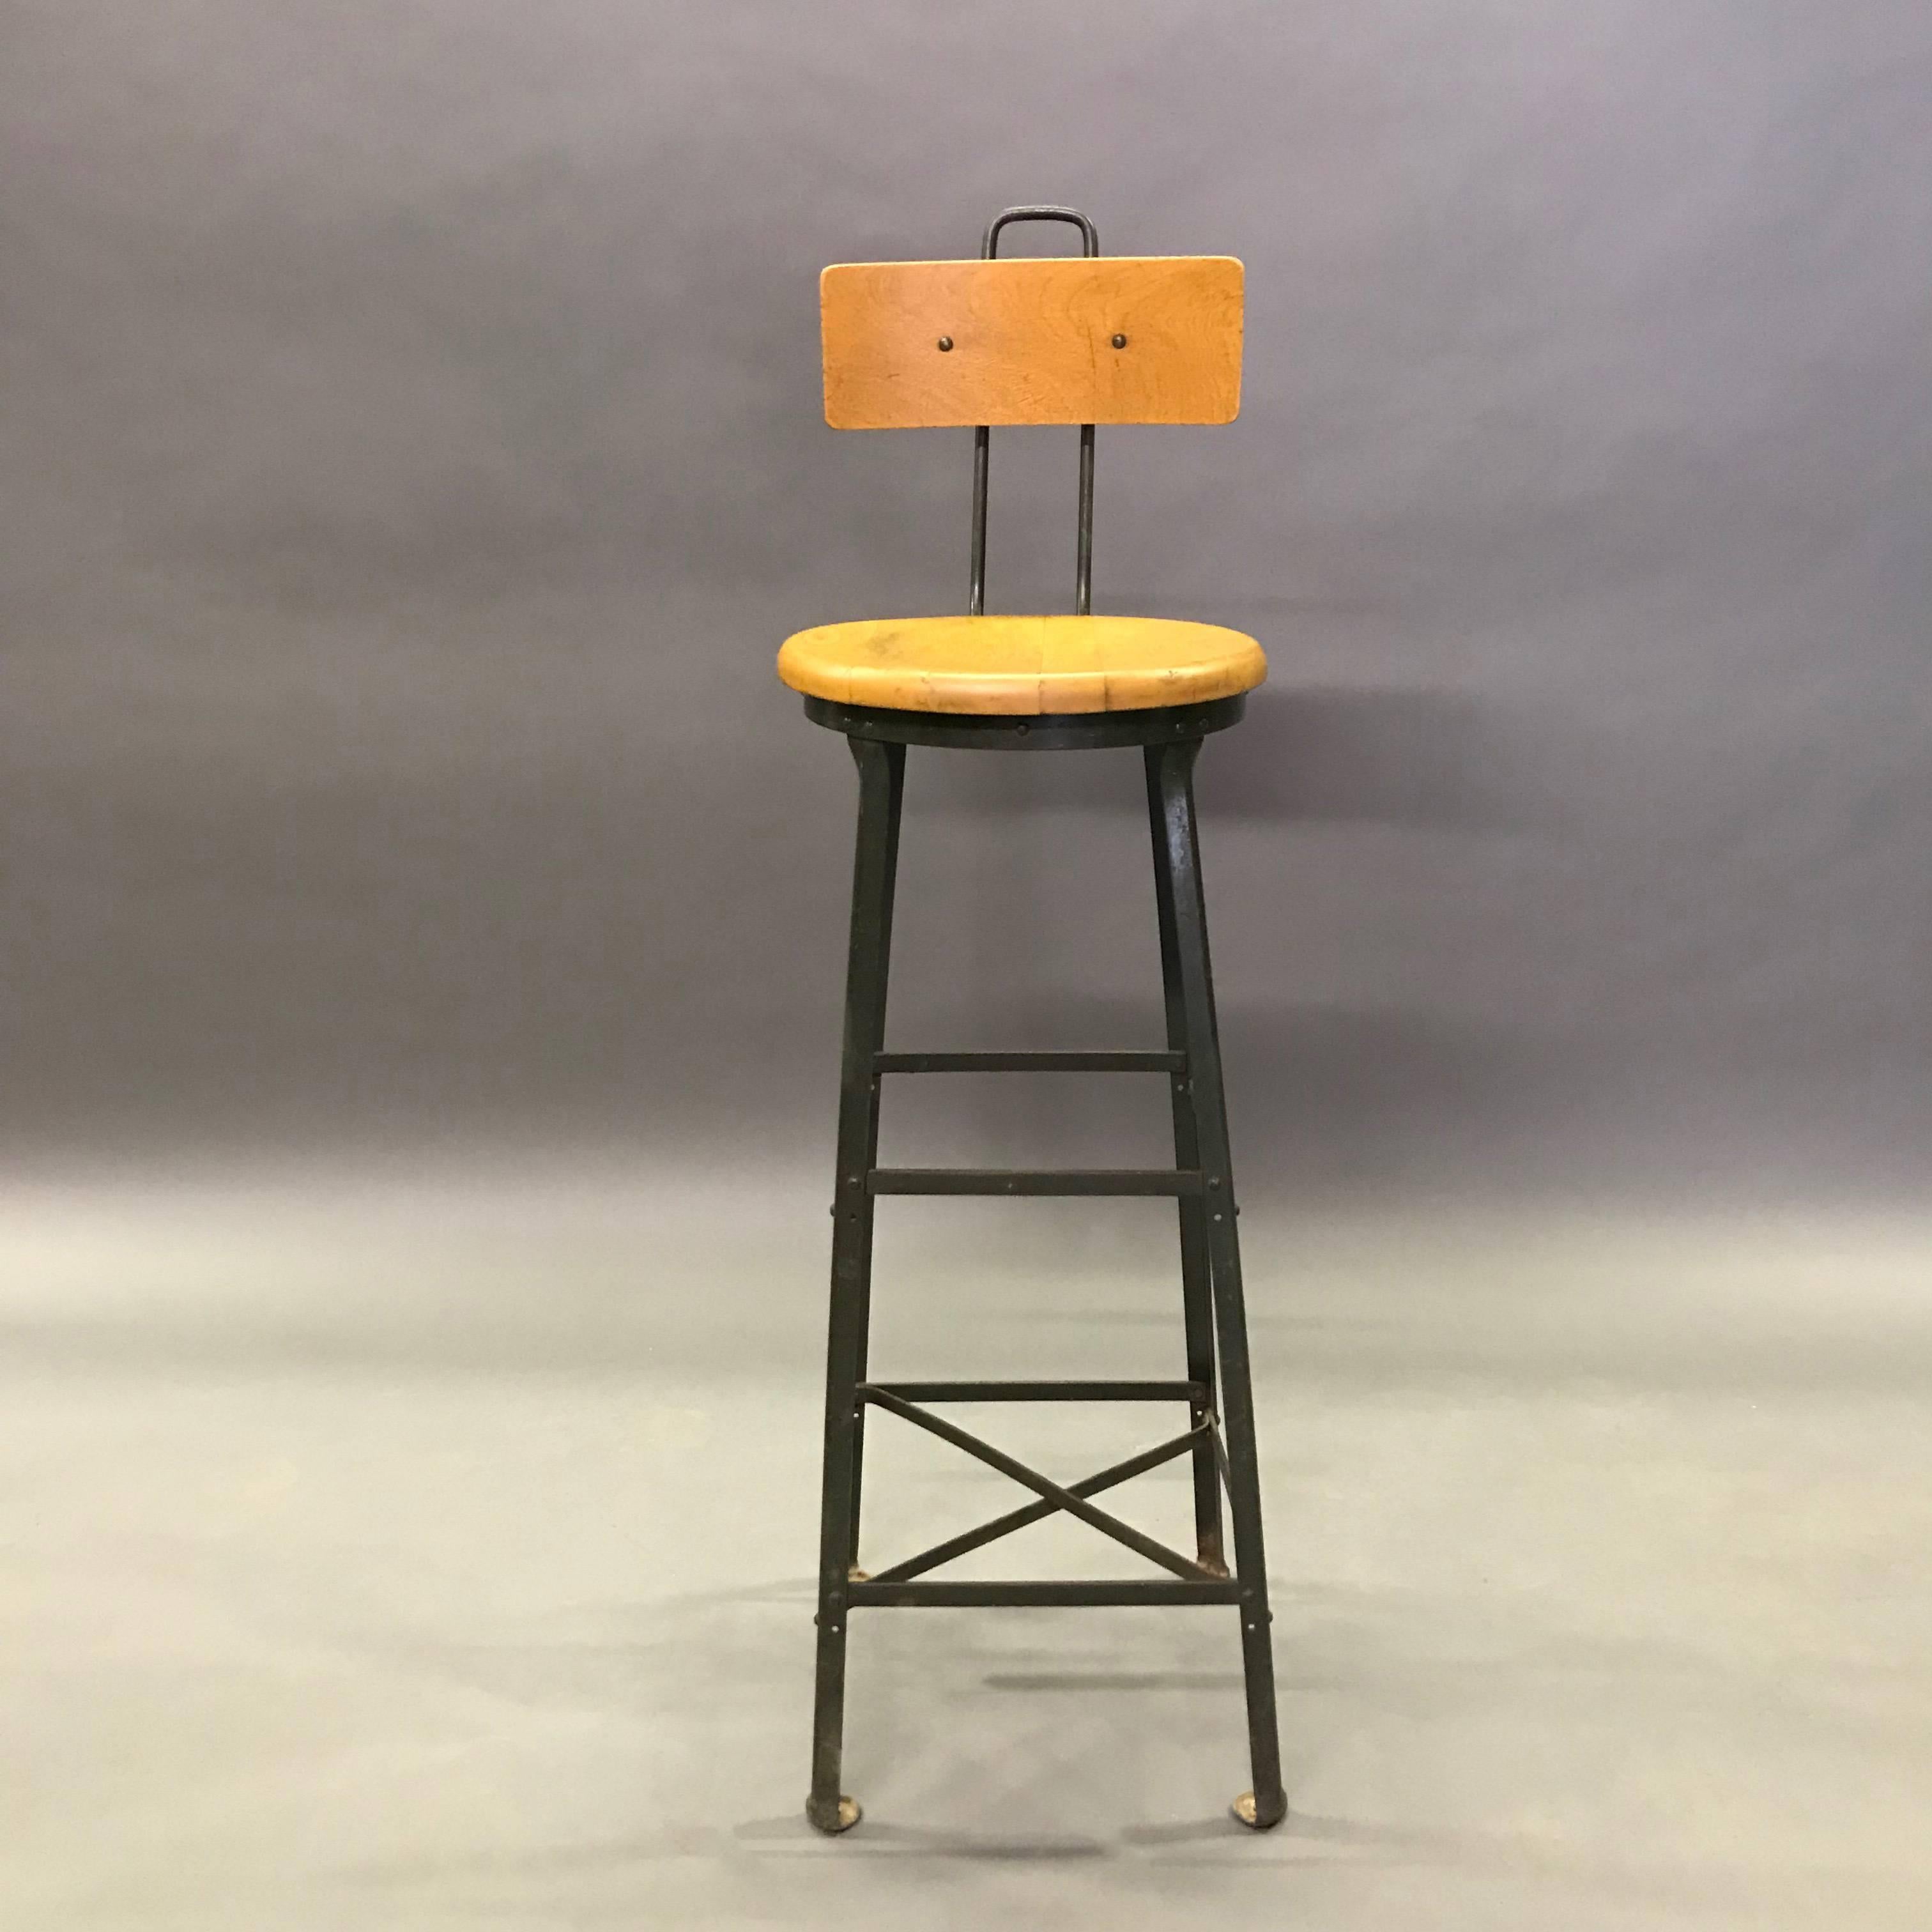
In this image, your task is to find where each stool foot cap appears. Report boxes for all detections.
[1230,1790,1287,1830]
[807,1795,862,1834]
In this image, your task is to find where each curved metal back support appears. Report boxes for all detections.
[970,205,1100,619]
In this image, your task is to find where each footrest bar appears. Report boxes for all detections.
[849,1579,1242,1607]
[866,1379,1206,1404]
[875,1051,1186,1074]
[870,1168,1203,1197]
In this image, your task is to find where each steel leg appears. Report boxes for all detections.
[1145,747,1227,1575]
[1151,738,1287,1831]
[806,736,905,1835]
[845,742,903,1579]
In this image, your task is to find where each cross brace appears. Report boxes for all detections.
[855,1383,1229,1588]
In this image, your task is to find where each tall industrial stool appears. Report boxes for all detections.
[780,206,1284,1836]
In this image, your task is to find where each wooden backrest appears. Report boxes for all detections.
[820,256,1244,429]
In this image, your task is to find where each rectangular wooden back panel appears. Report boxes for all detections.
[821,256,1243,429]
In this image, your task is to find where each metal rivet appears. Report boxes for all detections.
[1111,332,1128,349]
[937,335,954,351]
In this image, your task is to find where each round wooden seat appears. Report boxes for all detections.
[778,614,1266,716]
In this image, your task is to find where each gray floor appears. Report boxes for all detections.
[4,1160,1929,1929]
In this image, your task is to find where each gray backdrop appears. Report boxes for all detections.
[7,0,1929,1206]
[8,10,1932,1920]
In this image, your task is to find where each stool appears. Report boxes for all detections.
[780,206,1284,1836]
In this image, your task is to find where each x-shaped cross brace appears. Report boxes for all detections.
[857,1384,1229,1584]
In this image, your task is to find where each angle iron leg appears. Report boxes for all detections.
[845,742,904,1579]
[1145,746,1227,1576]
[807,736,905,1834]
[1152,737,1287,1831]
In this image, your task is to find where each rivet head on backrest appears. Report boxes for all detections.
[1111,333,1128,349]
[937,335,954,352]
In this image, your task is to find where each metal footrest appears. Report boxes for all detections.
[875,1050,1185,1074]
[867,1050,1205,1198]
[868,1379,1205,1404]
[850,1579,1241,1607]
[870,1167,1204,1196]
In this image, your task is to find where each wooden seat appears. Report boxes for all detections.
[778,613,1266,716]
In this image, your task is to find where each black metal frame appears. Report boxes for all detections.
[804,691,1246,751]
[801,205,1282,1839]
[802,702,1285,1837]
[970,205,1100,618]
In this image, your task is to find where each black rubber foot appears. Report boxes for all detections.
[1230,1789,1287,1830]
[806,1794,862,1834]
